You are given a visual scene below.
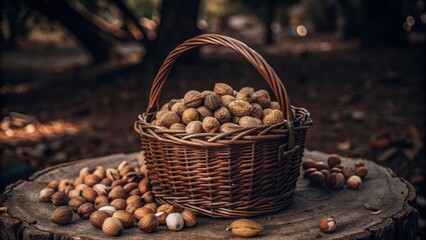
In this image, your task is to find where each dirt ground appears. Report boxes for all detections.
[1,34,425,236]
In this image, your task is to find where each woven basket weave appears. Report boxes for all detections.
[135,34,312,218]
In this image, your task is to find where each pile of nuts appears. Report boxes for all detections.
[302,154,368,190]
[151,83,285,133]
[39,159,197,236]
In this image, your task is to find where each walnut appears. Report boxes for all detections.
[236,87,255,103]
[186,121,203,134]
[269,101,281,110]
[231,115,240,124]
[157,111,181,128]
[168,99,180,110]
[214,107,231,124]
[204,92,221,111]
[196,106,213,120]
[160,103,169,111]
[262,110,284,125]
[184,90,204,108]
[219,123,243,133]
[239,116,262,128]
[220,95,235,108]
[171,102,188,116]
[252,90,271,108]
[228,100,252,116]
[250,103,263,119]
[182,108,199,124]
[169,123,186,131]
[262,108,273,117]
[202,117,220,133]
[214,83,233,96]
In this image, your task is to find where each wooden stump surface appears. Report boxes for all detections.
[0,150,418,239]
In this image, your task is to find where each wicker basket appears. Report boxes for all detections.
[135,34,312,218]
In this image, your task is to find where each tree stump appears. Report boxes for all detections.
[0,150,418,239]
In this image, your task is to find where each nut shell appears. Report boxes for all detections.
[318,217,337,233]
[108,186,127,201]
[51,191,68,206]
[84,174,100,187]
[90,210,111,229]
[134,207,154,221]
[214,83,233,95]
[250,103,263,119]
[166,212,184,231]
[171,102,188,116]
[158,111,181,128]
[309,171,325,186]
[228,100,252,116]
[39,188,55,202]
[102,217,123,236]
[126,202,144,214]
[226,218,264,238]
[82,187,98,203]
[196,106,213,120]
[47,180,59,190]
[269,101,280,110]
[355,166,368,179]
[302,159,317,170]
[252,89,271,108]
[346,175,362,189]
[204,92,221,110]
[169,123,186,131]
[327,173,345,190]
[138,213,158,233]
[239,116,262,128]
[184,90,204,108]
[186,121,203,134]
[113,210,135,228]
[77,202,96,219]
[327,154,342,169]
[220,95,235,107]
[142,191,156,204]
[181,209,197,228]
[51,206,73,225]
[202,117,220,133]
[214,107,231,124]
[68,196,87,212]
[182,108,199,124]
[219,122,243,133]
[262,109,283,124]
[236,87,254,102]
[110,199,127,210]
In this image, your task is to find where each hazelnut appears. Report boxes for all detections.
[129,189,141,196]
[346,175,362,189]
[113,210,135,228]
[93,167,106,179]
[94,195,109,207]
[169,123,186,131]
[330,167,342,174]
[108,186,127,201]
[202,117,220,133]
[102,217,123,236]
[134,207,154,221]
[51,206,73,225]
[341,166,353,180]
[181,209,197,227]
[355,166,368,179]
[304,168,318,178]
[171,102,188,116]
[236,87,254,102]
[79,167,91,178]
[239,116,262,128]
[252,89,271,108]
[63,186,73,196]
[138,181,151,194]
[47,180,59,190]
[250,103,263,119]
[315,162,329,171]
[93,183,109,196]
[119,166,133,178]
[142,191,156,204]
[77,202,96,219]
[123,182,138,192]
[126,202,144,214]
[186,121,203,134]
[214,83,234,95]
[354,160,365,169]
[219,122,243,133]
[184,90,204,108]
[262,109,284,125]
[228,100,252,116]
[111,179,128,188]
[126,195,142,204]
[39,188,55,202]
[58,179,73,192]
[302,159,317,170]
[90,210,111,229]
[84,174,100,187]
[327,154,341,169]
[117,161,129,171]
[220,95,235,107]
[204,92,221,110]
[214,107,231,124]
[68,189,82,199]
[75,184,89,191]
[106,168,121,181]
[73,177,84,186]
[269,101,281,110]
[182,108,200,124]
[138,213,158,233]
[320,169,330,181]
[51,191,68,206]
[196,106,213,120]
[327,173,345,190]
[110,199,127,210]
[68,196,87,212]
[123,172,144,183]
[82,187,98,203]
[144,203,158,213]
[318,217,337,233]
[309,171,325,186]
[262,108,273,117]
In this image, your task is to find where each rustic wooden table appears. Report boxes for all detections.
[0,150,418,239]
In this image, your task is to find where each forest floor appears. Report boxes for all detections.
[1,34,425,236]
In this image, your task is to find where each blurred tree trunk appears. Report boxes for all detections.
[29,0,119,63]
[147,0,201,64]
[360,0,407,46]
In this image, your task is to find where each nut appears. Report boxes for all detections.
[231,115,240,124]
[68,196,87,212]
[186,121,203,134]
[51,191,68,206]
[214,107,231,124]
[155,212,168,225]
[250,103,263,119]
[93,184,109,196]
[262,109,283,124]
[77,202,96,219]
[196,106,213,120]
[302,159,317,170]
[171,102,188,116]
[354,160,365,169]
[170,123,186,131]
[220,95,235,107]
[144,203,158,213]
[318,217,337,233]
[355,166,368,179]
[58,179,73,192]
[126,195,142,204]
[182,108,199,124]
[106,168,121,181]
[134,207,154,221]
[119,166,133,178]
[110,199,127,210]
[166,212,184,231]
[108,186,127,201]
[79,167,91,178]
[168,99,180,110]
[330,167,342,174]
[202,117,220,133]
[309,171,325,186]
[204,92,221,111]
[102,217,123,236]
[346,175,362,189]
[142,191,156,204]
[138,213,158,233]
[157,204,175,214]
[219,122,243,133]
[129,189,141,196]
[123,182,138,192]
[269,101,281,110]
[93,167,106,179]
[327,154,342,169]
[90,210,111,228]
[73,177,84,186]
[239,116,262,128]
[126,202,144,214]
[252,89,271,108]
[123,172,144,183]
[111,179,128,188]
[200,90,213,98]
[181,209,197,228]
[184,90,204,108]
[75,184,89,191]
[98,206,117,215]
[138,181,151,194]
[304,168,318,178]
[39,188,55,202]
[226,218,264,238]
[160,102,169,111]
[94,195,109,207]
[113,210,135,228]
[228,100,252,116]
[214,83,233,95]
[82,187,98,203]
[158,111,181,128]
[320,169,330,181]
[236,87,254,102]
[68,189,82,199]
[51,206,73,225]
[341,166,353,180]
[327,173,345,190]
[315,162,329,171]
[262,108,273,117]
[47,180,59,190]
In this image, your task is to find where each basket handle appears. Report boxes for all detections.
[146,34,294,123]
